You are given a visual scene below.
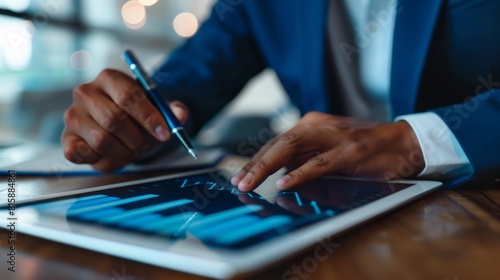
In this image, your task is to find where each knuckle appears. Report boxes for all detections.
[349,140,370,155]
[63,145,77,162]
[63,108,75,125]
[260,137,277,151]
[63,143,84,164]
[129,85,147,104]
[293,166,311,179]
[99,69,118,81]
[278,131,302,146]
[240,162,255,173]
[73,83,92,101]
[75,142,93,158]
[108,101,123,115]
[115,88,135,109]
[311,154,329,167]
[100,113,119,132]
[142,112,162,130]
[63,108,82,131]
[304,111,322,119]
[89,131,111,153]
[253,159,271,172]
[111,103,130,123]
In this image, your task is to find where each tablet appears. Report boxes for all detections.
[0,169,441,278]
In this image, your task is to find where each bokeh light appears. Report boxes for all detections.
[138,0,158,6]
[70,50,93,71]
[2,20,34,70]
[173,12,198,38]
[121,1,146,29]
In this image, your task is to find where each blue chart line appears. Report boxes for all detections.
[180,179,188,188]
[208,182,218,190]
[245,191,305,206]
[41,175,340,248]
[310,200,321,215]
[187,181,333,215]
[294,192,303,206]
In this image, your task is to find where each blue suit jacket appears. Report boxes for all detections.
[154,0,500,187]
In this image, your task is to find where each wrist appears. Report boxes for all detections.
[394,120,425,176]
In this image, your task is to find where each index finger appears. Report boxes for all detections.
[236,130,313,192]
[95,69,170,142]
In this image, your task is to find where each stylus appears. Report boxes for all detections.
[122,50,197,159]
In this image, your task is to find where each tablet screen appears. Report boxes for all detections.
[13,170,413,249]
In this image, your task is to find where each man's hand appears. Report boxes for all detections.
[231,112,425,191]
[62,69,189,172]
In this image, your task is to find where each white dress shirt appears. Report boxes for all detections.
[332,0,472,178]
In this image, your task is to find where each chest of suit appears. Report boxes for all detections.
[417,0,500,112]
[243,0,500,115]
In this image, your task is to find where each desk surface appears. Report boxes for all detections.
[1,157,499,280]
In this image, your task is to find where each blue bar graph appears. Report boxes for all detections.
[34,194,108,211]
[189,205,263,232]
[119,214,162,228]
[190,215,260,240]
[214,215,292,245]
[99,199,193,224]
[66,194,158,216]
[139,211,198,233]
[78,207,125,220]
[36,171,358,249]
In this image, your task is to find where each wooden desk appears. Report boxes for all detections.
[1,158,499,280]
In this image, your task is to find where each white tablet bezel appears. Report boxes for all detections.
[0,168,441,279]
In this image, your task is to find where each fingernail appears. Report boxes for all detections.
[276,175,291,189]
[231,170,246,185]
[238,173,254,191]
[155,125,170,141]
[171,104,184,118]
[241,173,254,185]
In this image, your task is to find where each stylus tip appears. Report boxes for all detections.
[188,149,198,160]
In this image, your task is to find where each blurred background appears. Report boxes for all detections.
[0,0,293,150]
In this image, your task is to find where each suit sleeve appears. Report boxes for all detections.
[432,88,500,188]
[152,0,266,134]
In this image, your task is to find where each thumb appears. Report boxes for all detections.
[168,101,189,125]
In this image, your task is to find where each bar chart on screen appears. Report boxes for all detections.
[25,171,403,249]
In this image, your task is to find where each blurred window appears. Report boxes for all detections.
[0,0,214,142]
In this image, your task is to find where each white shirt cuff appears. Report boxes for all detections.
[395,112,472,178]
